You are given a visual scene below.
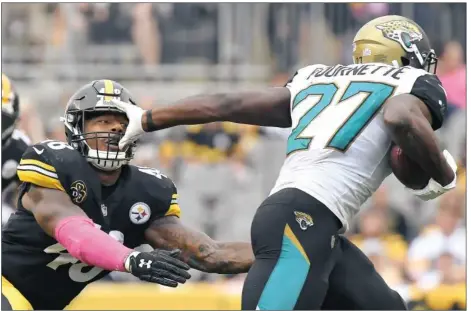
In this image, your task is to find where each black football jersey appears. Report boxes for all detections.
[2,139,181,310]
[1,129,30,193]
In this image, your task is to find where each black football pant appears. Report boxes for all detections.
[241,188,407,310]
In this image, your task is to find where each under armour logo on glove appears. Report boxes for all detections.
[139,259,152,269]
[125,249,191,287]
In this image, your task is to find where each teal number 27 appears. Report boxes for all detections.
[287,82,395,154]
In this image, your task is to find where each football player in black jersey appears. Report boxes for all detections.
[1,73,31,215]
[1,80,254,310]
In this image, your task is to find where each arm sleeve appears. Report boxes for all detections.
[410,74,448,130]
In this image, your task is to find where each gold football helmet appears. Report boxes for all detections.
[353,15,437,73]
[2,73,20,142]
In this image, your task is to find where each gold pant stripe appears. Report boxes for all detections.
[2,276,33,310]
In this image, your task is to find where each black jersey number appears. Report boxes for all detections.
[43,225,124,282]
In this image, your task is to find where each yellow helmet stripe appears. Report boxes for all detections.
[104,80,114,101]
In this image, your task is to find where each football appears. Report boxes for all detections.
[389,145,430,190]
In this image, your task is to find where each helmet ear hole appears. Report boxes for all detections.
[400,57,410,66]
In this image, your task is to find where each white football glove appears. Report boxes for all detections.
[111,99,146,150]
[408,150,458,201]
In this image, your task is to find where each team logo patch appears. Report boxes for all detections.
[376,20,423,52]
[294,211,314,231]
[70,180,87,204]
[129,202,151,225]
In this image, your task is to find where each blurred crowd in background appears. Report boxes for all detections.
[2,3,466,310]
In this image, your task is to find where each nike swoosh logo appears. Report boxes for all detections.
[33,146,44,155]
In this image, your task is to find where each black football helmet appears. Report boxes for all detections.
[61,79,138,171]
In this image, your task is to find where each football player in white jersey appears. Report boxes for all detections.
[114,15,457,310]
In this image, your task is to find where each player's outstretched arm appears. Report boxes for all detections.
[145,216,254,274]
[383,94,455,187]
[112,88,292,149]
[22,185,190,286]
[143,88,292,130]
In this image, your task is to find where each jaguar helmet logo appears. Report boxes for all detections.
[376,20,423,52]
[294,211,314,231]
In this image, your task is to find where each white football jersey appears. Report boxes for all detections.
[270,63,447,231]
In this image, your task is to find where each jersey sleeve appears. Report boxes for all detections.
[165,183,181,218]
[16,140,81,194]
[135,166,182,220]
[285,65,325,89]
[409,74,447,130]
[16,144,67,192]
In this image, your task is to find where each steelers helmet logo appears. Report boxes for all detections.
[129,202,151,225]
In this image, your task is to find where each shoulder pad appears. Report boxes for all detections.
[409,73,447,130]
[285,64,329,88]
[17,140,83,192]
[131,165,181,218]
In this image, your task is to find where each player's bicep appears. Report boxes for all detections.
[383,93,433,128]
[224,87,292,127]
[21,184,87,238]
[265,87,292,127]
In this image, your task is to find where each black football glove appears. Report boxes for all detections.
[124,249,191,287]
